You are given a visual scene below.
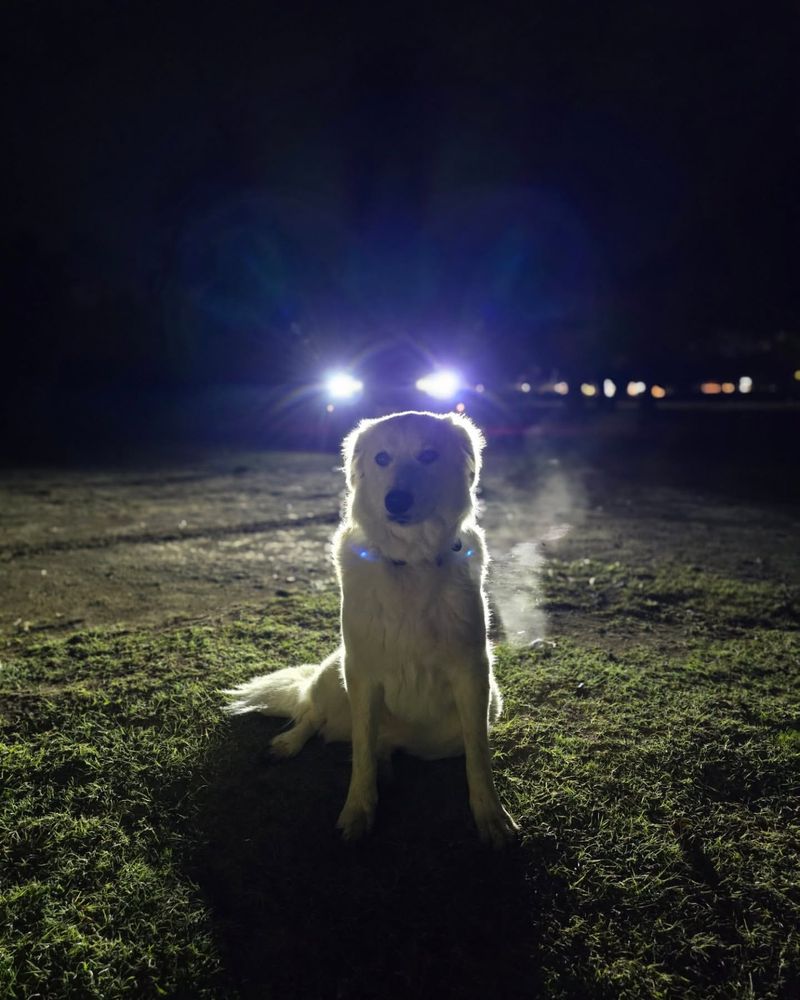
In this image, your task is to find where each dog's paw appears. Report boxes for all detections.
[269,730,305,759]
[472,799,520,849]
[336,801,376,841]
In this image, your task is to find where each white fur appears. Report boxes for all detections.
[223,410,518,847]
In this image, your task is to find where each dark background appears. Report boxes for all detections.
[3,1,799,449]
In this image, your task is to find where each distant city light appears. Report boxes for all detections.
[580,383,597,397]
[651,385,666,399]
[739,376,753,394]
[520,381,532,393]
[701,382,722,395]
[721,382,735,394]
[603,379,617,398]
[627,381,646,397]
[455,401,466,412]
[475,383,485,393]
[794,370,800,382]
[416,370,461,399]
[553,381,569,396]
[326,372,363,399]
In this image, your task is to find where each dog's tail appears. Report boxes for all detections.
[221,648,344,719]
[221,662,321,717]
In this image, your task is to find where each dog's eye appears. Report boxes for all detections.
[374,451,392,467]
[417,449,439,464]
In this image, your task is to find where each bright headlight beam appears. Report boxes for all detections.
[326,372,363,399]
[416,370,461,400]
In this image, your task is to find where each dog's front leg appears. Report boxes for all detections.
[452,655,519,848]
[337,664,383,841]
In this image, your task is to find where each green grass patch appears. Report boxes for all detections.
[1,575,799,998]
[542,558,800,634]
[0,595,339,1000]
[495,630,800,998]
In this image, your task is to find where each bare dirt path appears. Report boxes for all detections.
[2,445,798,647]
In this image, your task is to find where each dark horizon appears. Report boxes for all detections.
[3,1,799,390]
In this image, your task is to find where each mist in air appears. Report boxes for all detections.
[484,448,587,645]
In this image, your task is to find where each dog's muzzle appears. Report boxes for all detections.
[385,489,414,518]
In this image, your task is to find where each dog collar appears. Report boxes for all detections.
[353,538,472,567]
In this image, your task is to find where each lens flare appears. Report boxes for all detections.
[326,372,363,399]
[416,371,461,399]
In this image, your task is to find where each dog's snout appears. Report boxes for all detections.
[385,489,414,516]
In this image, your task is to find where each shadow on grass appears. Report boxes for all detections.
[193,715,546,1000]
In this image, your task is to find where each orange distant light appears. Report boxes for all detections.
[721,382,735,394]
[701,382,722,395]
[651,385,666,399]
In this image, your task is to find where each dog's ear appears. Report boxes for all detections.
[446,412,485,485]
[341,419,370,490]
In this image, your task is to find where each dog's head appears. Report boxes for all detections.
[342,410,485,538]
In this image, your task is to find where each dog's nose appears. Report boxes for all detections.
[385,489,414,515]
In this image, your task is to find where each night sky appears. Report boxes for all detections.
[4,1,799,388]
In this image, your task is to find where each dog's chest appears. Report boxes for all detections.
[344,562,482,720]
[343,559,482,661]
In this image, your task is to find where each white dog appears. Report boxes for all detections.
[224,410,518,847]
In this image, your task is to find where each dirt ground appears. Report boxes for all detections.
[3,427,799,651]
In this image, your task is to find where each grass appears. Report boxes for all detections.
[1,566,799,998]
[541,558,800,635]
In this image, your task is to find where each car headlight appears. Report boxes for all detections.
[415,370,461,400]
[325,372,363,400]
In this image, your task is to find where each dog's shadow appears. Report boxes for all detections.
[193,715,546,1000]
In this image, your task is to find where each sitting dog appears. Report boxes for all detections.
[224,410,518,847]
